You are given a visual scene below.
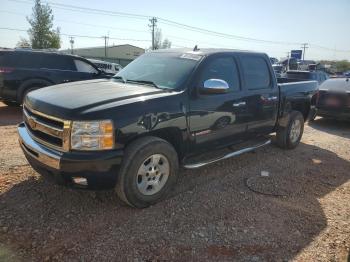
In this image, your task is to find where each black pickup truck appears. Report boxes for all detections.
[18,49,318,208]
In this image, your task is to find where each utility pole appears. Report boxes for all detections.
[69,37,74,54]
[149,17,157,50]
[286,52,290,58]
[301,43,309,61]
[102,35,109,58]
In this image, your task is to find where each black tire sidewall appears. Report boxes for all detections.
[119,138,179,208]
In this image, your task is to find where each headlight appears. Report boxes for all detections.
[71,120,114,150]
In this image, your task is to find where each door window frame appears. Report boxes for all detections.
[237,54,276,92]
[193,53,242,96]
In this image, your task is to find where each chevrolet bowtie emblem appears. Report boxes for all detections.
[28,116,36,129]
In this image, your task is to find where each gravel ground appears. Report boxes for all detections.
[0,102,349,262]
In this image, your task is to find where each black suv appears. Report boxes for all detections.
[0,49,109,105]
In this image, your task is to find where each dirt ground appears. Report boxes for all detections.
[0,101,349,262]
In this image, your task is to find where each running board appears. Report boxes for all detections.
[183,140,271,169]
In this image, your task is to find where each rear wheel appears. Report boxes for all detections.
[116,137,179,208]
[276,111,304,149]
[21,87,40,104]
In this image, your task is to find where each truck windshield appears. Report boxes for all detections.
[114,53,201,89]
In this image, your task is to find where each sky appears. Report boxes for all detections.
[0,0,349,61]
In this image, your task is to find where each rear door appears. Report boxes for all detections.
[39,54,78,84]
[237,54,279,136]
[188,54,251,152]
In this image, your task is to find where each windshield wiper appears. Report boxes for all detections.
[126,79,159,88]
[113,76,126,83]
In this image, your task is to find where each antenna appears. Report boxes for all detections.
[193,45,199,51]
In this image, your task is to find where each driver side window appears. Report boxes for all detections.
[199,57,240,92]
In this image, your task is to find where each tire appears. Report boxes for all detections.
[19,79,52,104]
[115,136,179,208]
[276,111,304,149]
[21,87,40,104]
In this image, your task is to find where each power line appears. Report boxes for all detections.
[0,10,149,34]
[7,0,151,20]
[4,0,350,53]
[5,0,301,46]
[0,27,150,42]
[310,44,350,53]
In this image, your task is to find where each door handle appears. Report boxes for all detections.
[266,96,278,101]
[233,102,246,107]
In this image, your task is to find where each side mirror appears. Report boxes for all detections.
[201,79,229,94]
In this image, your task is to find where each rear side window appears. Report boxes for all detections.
[241,56,271,90]
[74,60,98,74]
[40,55,76,71]
[4,53,42,68]
[199,56,240,92]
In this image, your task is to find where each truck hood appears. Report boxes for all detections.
[25,79,177,119]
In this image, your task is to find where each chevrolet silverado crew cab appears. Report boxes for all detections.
[18,49,318,208]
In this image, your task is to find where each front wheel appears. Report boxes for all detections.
[276,111,304,149]
[115,137,179,208]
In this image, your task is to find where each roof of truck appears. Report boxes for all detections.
[151,48,267,56]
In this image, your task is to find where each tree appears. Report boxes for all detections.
[26,0,61,49]
[335,60,350,72]
[152,28,172,50]
[16,37,31,48]
[153,28,162,50]
[161,38,172,49]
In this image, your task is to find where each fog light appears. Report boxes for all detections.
[72,177,88,186]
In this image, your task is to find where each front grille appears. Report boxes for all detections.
[23,105,71,151]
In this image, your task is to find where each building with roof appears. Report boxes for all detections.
[62,44,145,66]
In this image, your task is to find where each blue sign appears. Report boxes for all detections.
[291,50,302,59]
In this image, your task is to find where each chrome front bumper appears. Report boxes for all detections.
[18,123,62,170]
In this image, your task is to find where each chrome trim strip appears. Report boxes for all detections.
[184,140,271,169]
[24,103,67,123]
[18,124,61,169]
[23,109,63,138]
[23,104,72,152]
[24,124,64,152]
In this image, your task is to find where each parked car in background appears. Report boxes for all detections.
[313,78,350,121]
[297,60,316,71]
[280,70,329,84]
[0,49,110,105]
[272,64,283,78]
[18,48,318,208]
[281,58,298,70]
[269,57,279,65]
[88,58,123,75]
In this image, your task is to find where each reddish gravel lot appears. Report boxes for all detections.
[0,102,349,261]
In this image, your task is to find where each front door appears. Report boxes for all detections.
[188,54,250,153]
